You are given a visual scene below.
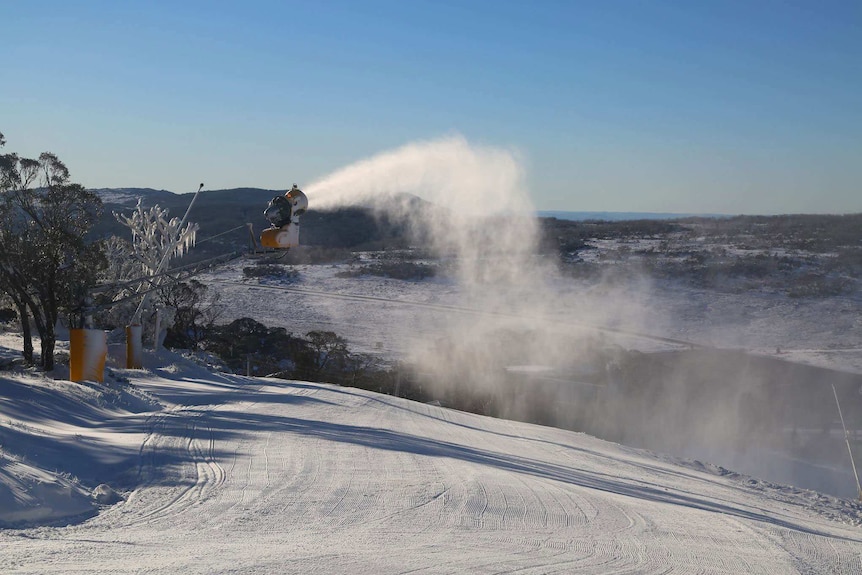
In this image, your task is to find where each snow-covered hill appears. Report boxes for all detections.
[1,342,861,573]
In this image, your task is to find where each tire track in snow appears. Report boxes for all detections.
[116,413,203,526]
[115,407,228,527]
[210,384,332,528]
[371,393,680,573]
[135,419,208,524]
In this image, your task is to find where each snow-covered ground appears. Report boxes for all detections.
[648,279,862,373]
[200,258,862,499]
[1,346,861,573]
[574,235,862,374]
[203,256,862,374]
[2,254,862,572]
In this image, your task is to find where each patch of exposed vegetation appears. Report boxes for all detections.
[242,263,299,281]
[192,317,434,402]
[335,261,437,281]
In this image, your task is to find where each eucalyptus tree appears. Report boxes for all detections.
[0,131,104,369]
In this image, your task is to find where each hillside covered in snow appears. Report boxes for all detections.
[1,342,862,573]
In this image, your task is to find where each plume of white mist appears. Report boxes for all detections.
[304,136,655,431]
[307,135,531,217]
[307,136,581,401]
[308,135,543,292]
[304,138,851,497]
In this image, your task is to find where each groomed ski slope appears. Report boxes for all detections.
[2,353,861,574]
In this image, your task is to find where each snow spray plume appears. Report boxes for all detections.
[305,138,859,498]
[308,136,734,459]
[306,135,650,417]
[308,136,539,286]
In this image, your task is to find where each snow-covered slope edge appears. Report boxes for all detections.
[0,339,161,528]
[0,457,95,526]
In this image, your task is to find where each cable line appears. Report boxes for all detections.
[92,250,245,312]
[195,224,247,245]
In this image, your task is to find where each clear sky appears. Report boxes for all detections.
[2,0,860,214]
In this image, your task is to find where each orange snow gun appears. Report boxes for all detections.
[261,184,308,249]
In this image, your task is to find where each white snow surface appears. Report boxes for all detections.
[1,345,862,573]
[3,258,862,572]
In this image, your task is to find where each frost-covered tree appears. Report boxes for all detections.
[114,199,199,343]
[114,199,198,276]
[100,236,140,284]
[88,235,142,331]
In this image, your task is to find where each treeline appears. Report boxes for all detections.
[168,310,434,404]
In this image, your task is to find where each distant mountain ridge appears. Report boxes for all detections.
[91,186,282,209]
[89,187,179,206]
[89,188,720,257]
[92,189,723,222]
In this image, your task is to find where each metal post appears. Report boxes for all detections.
[153,308,161,352]
[246,223,258,253]
[832,384,862,500]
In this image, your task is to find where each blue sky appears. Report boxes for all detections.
[2,0,859,214]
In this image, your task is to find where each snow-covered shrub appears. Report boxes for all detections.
[334,262,436,280]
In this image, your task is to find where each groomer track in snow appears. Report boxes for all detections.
[1,351,861,573]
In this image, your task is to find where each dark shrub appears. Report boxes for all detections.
[242,264,298,280]
[0,308,17,324]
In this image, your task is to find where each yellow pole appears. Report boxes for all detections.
[126,324,143,369]
[69,329,107,383]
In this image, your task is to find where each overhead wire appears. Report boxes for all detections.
[90,218,258,311]
[195,224,248,245]
[91,250,246,312]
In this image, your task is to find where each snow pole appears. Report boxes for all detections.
[153,308,162,352]
[126,323,143,368]
[832,383,862,500]
[246,223,258,253]
[69,329,108,383]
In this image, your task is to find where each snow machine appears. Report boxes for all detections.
[260,184,308,249]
